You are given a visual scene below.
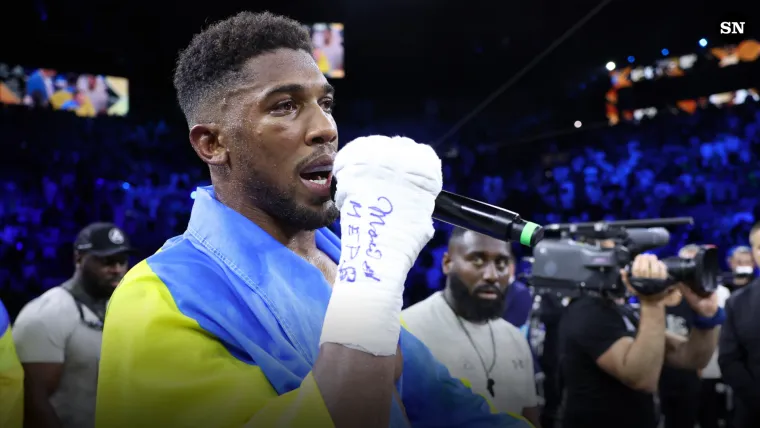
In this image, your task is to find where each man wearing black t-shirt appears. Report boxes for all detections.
[660,298,700,428]
[559,254,722,428]
[659,245,701,428]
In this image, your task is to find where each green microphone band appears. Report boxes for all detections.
[520,222,540,247]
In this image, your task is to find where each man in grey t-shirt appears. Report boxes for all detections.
[13,223,133,428]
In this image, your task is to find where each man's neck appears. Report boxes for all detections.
[215,185,318,255]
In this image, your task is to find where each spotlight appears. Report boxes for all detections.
[699,38,708,47]
[661,48,670,56]
[574,121,582,128]
[627,56,635,63]
[605,61,616,71]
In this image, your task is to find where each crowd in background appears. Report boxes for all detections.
[1,100,759,318]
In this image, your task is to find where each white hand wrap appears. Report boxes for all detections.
[320,136,443,356]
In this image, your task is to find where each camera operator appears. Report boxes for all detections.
[559,253,722,428]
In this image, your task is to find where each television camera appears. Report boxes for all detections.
[525,217,720,298]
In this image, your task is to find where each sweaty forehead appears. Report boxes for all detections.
[453,230,512,257]
[239,48,327,95]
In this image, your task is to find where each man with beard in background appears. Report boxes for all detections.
[13,223,133,428]
[403,227,541,427]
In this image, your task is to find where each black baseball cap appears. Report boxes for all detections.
[74,222,135,257]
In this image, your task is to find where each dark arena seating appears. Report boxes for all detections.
[2,100,759,317]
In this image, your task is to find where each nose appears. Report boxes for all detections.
[305,106,338,147]
[110,262,128,276]
[482,263,499,284]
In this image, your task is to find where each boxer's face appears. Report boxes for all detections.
[443,231,514,322]
[222,48,340,230]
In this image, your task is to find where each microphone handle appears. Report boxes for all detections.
[433,190,543,247]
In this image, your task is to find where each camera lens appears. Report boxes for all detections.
[662,246,719,297]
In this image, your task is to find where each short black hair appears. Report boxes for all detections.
[448,226,514,255]
[173,11,313,125]
[449,226,469,243]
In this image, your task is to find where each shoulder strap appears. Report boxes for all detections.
[62,287,105,328]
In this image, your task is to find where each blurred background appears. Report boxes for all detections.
[0,0,757,317]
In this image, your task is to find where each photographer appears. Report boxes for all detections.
[559,253,721,428]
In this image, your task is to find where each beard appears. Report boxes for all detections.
[448,272,507,323]
[81,265,117,300]
[241,165,339,231]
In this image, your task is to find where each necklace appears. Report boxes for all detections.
[455,316,497,397]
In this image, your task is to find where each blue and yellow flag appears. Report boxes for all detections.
[96,186,530,428]
[0,299,23,428]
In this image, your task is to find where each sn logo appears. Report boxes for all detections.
[720,22,745,34]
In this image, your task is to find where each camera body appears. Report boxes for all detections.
[531,238,628,297]
[526,219,719,298]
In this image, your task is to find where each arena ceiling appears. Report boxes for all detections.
[4,0,752,123]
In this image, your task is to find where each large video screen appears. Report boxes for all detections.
[605,39,760,125]
[306,23,344,79]
[0,63,129,117]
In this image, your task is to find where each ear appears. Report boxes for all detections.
[74,251,84,268]
[189,124,228,166]
[441,252,452,275]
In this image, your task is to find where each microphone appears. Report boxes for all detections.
[433,190,544,247]
[331,178,544,247]
[625,227,671,253]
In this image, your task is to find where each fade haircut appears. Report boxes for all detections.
[448,226,514,259]
[173,11,313,125]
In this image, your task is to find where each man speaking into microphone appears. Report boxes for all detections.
[95,11,531,428]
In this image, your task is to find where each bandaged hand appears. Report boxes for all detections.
[320,136,443,356]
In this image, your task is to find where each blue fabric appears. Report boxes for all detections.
[693,306,726,329]
[503,281,533,328]
[0,299,9,334]
[145,185,529,428]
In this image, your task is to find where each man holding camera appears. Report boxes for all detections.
[559,253,722,428]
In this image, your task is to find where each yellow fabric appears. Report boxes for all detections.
[96,261,334,428]
[0,326,24,428]
[50,90,73,109]
[75,98,97,118]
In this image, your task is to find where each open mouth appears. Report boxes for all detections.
[476,291,500,300]
[299,169,332,186]
[298,160,334,197]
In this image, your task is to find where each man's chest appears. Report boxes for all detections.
[302,250,337,285]
[65,325,103,368]
[429,332,531,405]
[665,302,694,336]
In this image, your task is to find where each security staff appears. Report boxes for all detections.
[719,222,760,428]
[13,223,133,428]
